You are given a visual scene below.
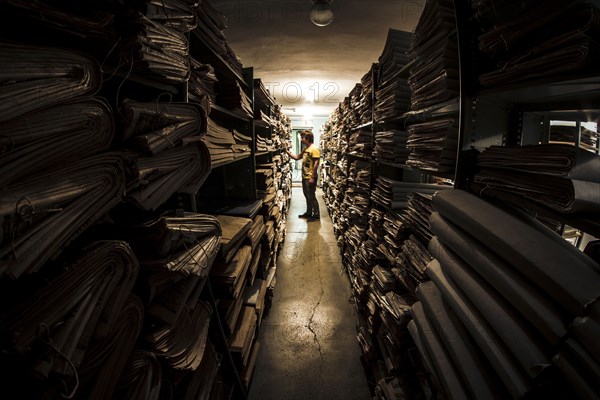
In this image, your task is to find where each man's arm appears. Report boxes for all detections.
[286,149,302,160]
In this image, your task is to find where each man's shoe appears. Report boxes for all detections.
[307,215,320,221]
[298,213,310,218]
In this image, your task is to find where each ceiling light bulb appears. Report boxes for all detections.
[310,0,334,27]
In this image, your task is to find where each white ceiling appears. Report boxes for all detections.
[212,0,425,118]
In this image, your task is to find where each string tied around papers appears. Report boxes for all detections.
[115,49,135,115]
[35,323,80,400]
[177,224,211,272]
[99,36,123,82]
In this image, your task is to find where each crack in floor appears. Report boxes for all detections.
[307,259,325,380]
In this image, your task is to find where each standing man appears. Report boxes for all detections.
[286,130,321,221]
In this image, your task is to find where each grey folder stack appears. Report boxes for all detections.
[124,141,211,212]
[255,134,274,153]
[113,350,162,400]
[359,67,375,124]
[120,13,190,84]
[348,83,363,127]
[0,241,140,398]
[140,0,197,33]
[0,0,193,88]
[192,0,243,77]
[0,41,102,123]
[216,80,254,119]
[409,189,600,398]
[406,118,458,176]
[189,56,218,106]
[371,176,444,210]
[403,191,448,245]
[374,129,410,164]
[246,214,267,254]
[233,130,253,158]
[118,0,196,84]
[375,29,412,121]
[410,283,508,400]
[144,300,213,382]
[351,159,372,191]
[0,97,114,189]
[121,100,208,155]
[116,212,222,326]
[120,99,211,211]
[178,339,221,400]
[104,211,220,400]
[377,210,405,267]
[393,188,449,293]
[210,214,253,333]
[374,78,411,121]
[378,28,412,85]
[474,143,600,214]
[78,294,145,400]
[476,1,600,88]
[0,43,110,208]
[347,160,372,224]
[367,208,387,245]
[0,154,126,279]
[408,0,459,111]
[0,41,128,288]
[371,265,415,374]
[256,167,274,197]
[141,301,215,398]
[212,245,253,334]
[203,117,237,166]
[328,162,349,234]
[372,176,407,210]
[349,127,373,158]
[394,234,432,294]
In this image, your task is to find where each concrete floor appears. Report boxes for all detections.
[247,186,372,400]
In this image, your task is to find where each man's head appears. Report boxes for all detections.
[300,130,314,144]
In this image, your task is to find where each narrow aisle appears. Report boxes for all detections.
[248,186,371,400]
